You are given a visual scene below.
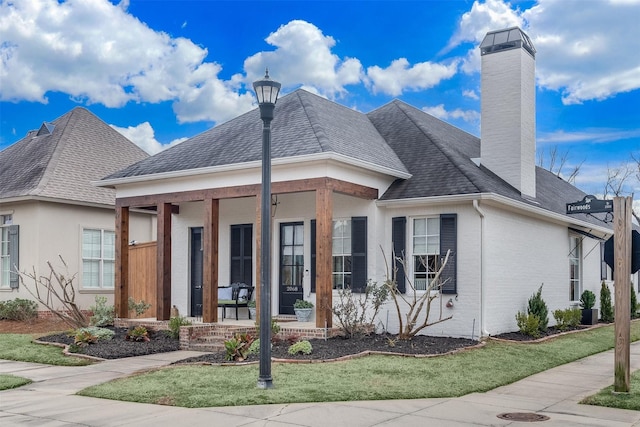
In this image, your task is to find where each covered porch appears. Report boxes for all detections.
[114,177,378,328]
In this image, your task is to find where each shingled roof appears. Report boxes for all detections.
[105,90,408,180]
[0,107,148,206]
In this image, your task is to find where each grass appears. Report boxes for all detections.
[0,334,92,366]
[581,369,640,411]
[0,374,31,390]
[78,321,640,408]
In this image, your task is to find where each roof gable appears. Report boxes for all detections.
[0,107,148,206]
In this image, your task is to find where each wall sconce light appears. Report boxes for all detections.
[446,298,454,308]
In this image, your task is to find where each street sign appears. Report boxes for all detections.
[566,195,613,215]
[604,230,640,274]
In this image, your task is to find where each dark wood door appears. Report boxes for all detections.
[190,227,203,317]
[279,222,304,315]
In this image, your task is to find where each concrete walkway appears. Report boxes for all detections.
[1,343,639,426]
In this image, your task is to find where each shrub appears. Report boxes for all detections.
[255,318,281,342]
[527,285,548,332]
[580,290,596,310]
[74,329,98,346]
[516,311,540,338]
[553,308,581,331]
[127,297,151,317]
[293,299,314,309]
[224,333,254,361]
[89,296,114,327]
[600,281,614,322]
[0,298,38,321]
[125,326,150,342]
[168,315,192,339]
[248,338,261,355]
[331,280,389,338]
[288,340,313,355]
[631,287,638,319]
[74,326,115,341]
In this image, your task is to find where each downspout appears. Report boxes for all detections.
[473,200,489,339]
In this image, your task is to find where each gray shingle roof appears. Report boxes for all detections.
[106,90,408,179]
[0,107,148,206]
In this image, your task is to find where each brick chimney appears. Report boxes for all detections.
[480,27,536,198]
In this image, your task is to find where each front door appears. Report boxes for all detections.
[279,222,304,315]
[190,227,203,317]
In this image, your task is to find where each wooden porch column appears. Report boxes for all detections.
[255,193,262,318]
[114,204,129,318]
[156,203,172,320]
[203,199,219,323]
[315,187,333,327]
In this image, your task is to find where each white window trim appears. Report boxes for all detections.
[0,215,12,289]
[332,218,352,290]
[569,234,582,303]
[409,216,441,293]
[81,228,115,290]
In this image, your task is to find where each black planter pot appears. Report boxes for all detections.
[581,308,599,325]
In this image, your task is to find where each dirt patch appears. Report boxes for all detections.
[0,318,70,335]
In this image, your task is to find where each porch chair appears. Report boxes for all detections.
[218,283,254,321]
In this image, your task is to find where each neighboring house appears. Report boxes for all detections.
[0,107,155,310]
[99,27,617,338]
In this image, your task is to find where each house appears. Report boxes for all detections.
[0,107,155,311]
[99,27,615,339]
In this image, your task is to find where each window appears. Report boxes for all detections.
[569,235,582,301]
[412,217,440,291]
[1,215,18,289]
[82,229,115,289]
[332,219,352,289]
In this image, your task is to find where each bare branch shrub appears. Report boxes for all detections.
[331,280,389,338]
[17,256,89,329]
[382,247,452,340]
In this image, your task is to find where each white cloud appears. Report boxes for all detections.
[448,0,640,104]
[110,122,187,155]
[243,20,364,99]
[463,89,479,100]
[0,0,253,124]
[367,59,459,97]
[538,128,640,145]
[422,104,480,123]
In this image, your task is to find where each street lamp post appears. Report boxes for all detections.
[253,70,281,389]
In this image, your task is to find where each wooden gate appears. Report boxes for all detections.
[128,241,156,318]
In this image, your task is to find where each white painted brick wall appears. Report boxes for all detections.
[481,47,536,197]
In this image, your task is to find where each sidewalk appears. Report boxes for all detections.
[1,343,639,426]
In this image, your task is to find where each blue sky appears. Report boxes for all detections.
[1,0,639,200]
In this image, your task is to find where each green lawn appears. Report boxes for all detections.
[0,374,31,390]
[581,369,640,411]
[78,322,640,408]
[0,334,91,366]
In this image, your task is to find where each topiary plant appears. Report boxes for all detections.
[527,285,548,332]
[600,281,614,322]
[580,290,596,310]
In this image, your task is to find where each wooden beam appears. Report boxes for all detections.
[114,205,129,318]
[203,199,219,323]
[614,196,632,393]
[315,187,333,327]
[156,203,172,321]
[115,177,378,208]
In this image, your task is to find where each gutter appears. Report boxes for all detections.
[473,199,490,339]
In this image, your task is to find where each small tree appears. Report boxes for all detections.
[527,285,549,332]
[17,256,89,329]
[601,281,614,322]
[382,247,452,340]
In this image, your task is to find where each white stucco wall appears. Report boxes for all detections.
[0,200,154,309]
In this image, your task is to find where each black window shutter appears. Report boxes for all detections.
[440,214,457,294]
[230,224,252,285]
[391,217,406,293]
[8,225,19,289]
[351,216,367,292]
[310,220,316,293]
